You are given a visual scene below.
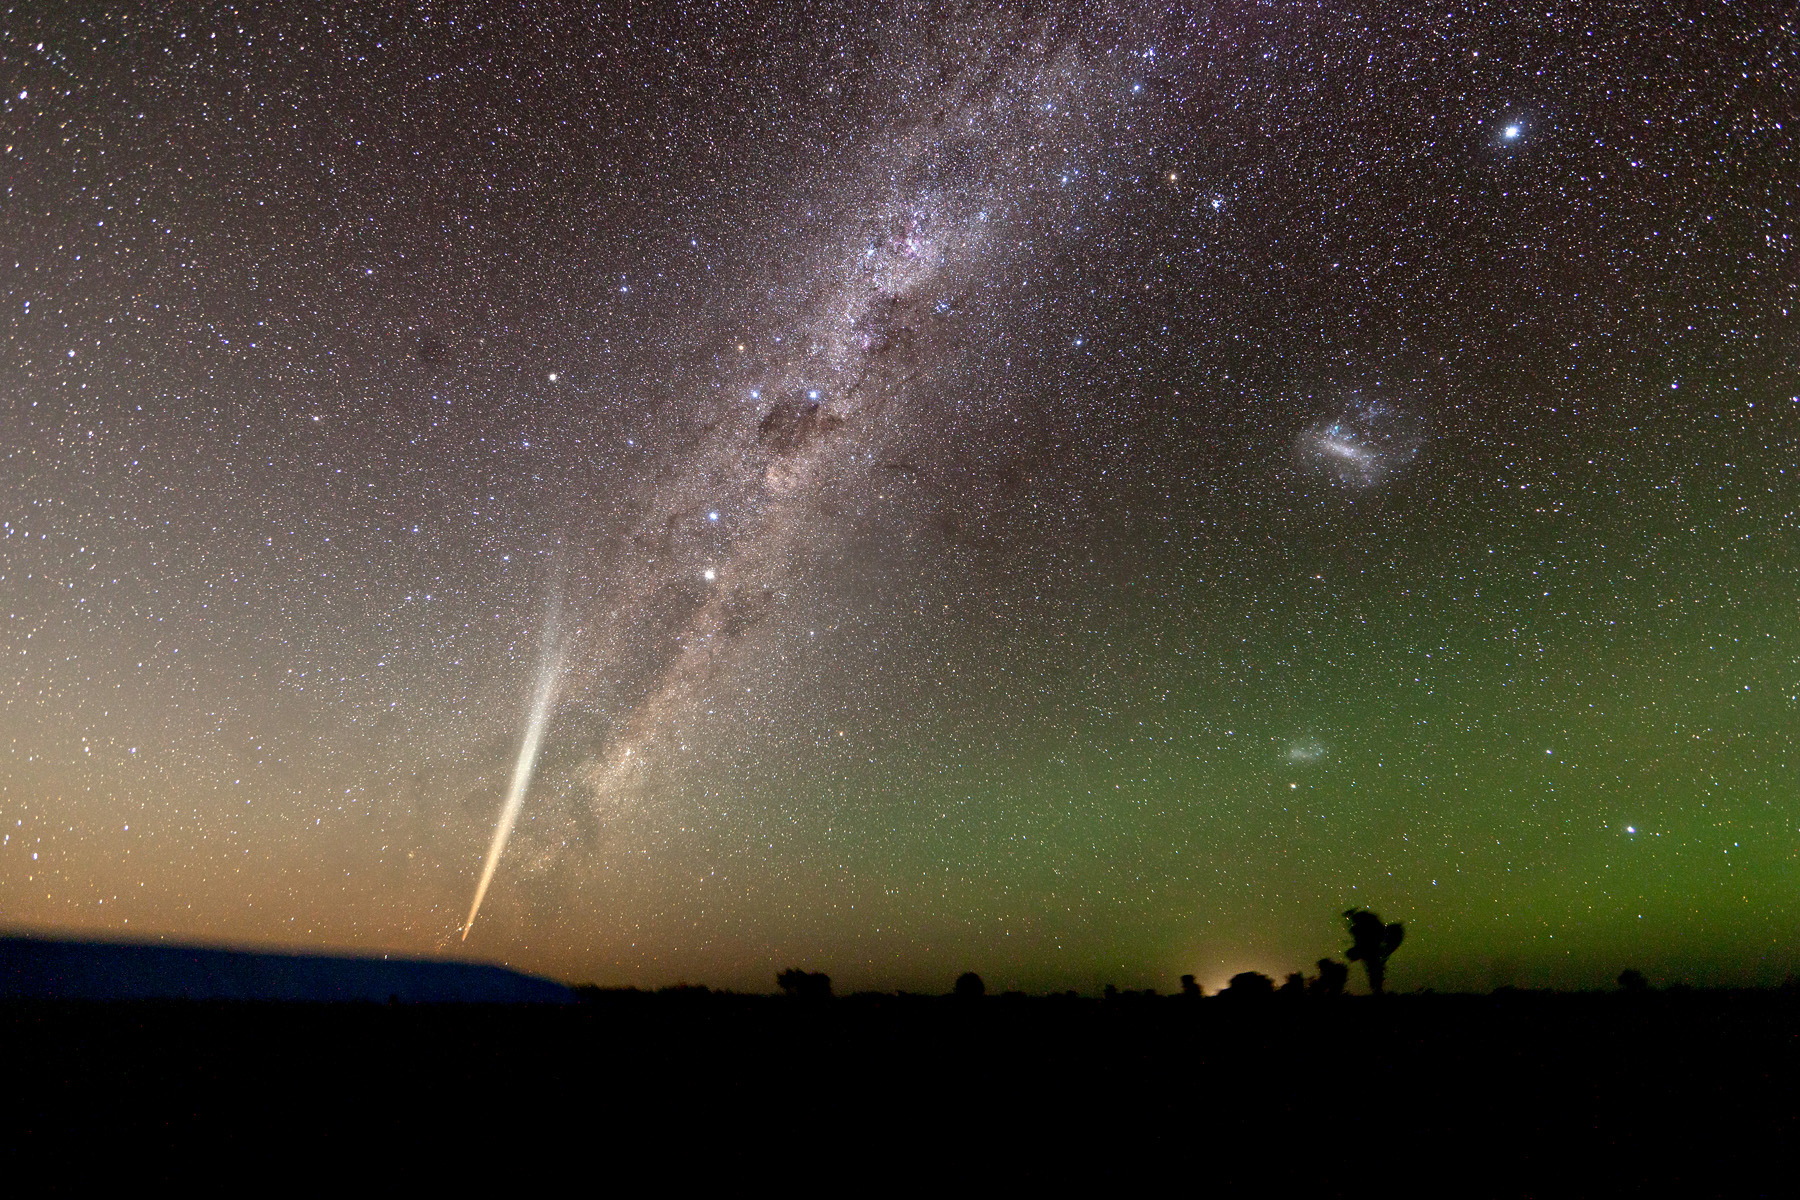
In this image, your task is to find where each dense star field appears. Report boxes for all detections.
[2,2,1794,993]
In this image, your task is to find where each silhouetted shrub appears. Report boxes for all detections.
[1310,958,1349,999]
[1617,969,1650,994]
[1344,909,1405,995]
[954,971,986,999]
[1180,974,1203,999]
[1279,972,1306,997]
[776,969,832,1000]
[1223,971,1275,999]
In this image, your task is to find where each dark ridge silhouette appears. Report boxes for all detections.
[0,935,572,1003]
[1344,909,1405,994]
[8,975,1794,1189]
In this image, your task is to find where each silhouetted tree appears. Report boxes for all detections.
[1180,974,1203,999]
[1310,958,1349,999]
[776,969,832,1000]
[1617,968,1649,994]
[1279,972,1306,997]
[1223,971,1275,999]
[954,971,985,999]
[1344,909,1405,995]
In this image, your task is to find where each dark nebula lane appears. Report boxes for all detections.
[1,2,1795,994]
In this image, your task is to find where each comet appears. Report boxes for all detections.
[461,600,564,941]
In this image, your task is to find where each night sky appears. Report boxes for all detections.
[3,1,1795,994]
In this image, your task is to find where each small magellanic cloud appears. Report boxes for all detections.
[1287,740,1327,763]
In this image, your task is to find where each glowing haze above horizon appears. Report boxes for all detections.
[3,1,1795,994]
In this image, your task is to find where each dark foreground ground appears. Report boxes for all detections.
[8,989,1793,1191]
